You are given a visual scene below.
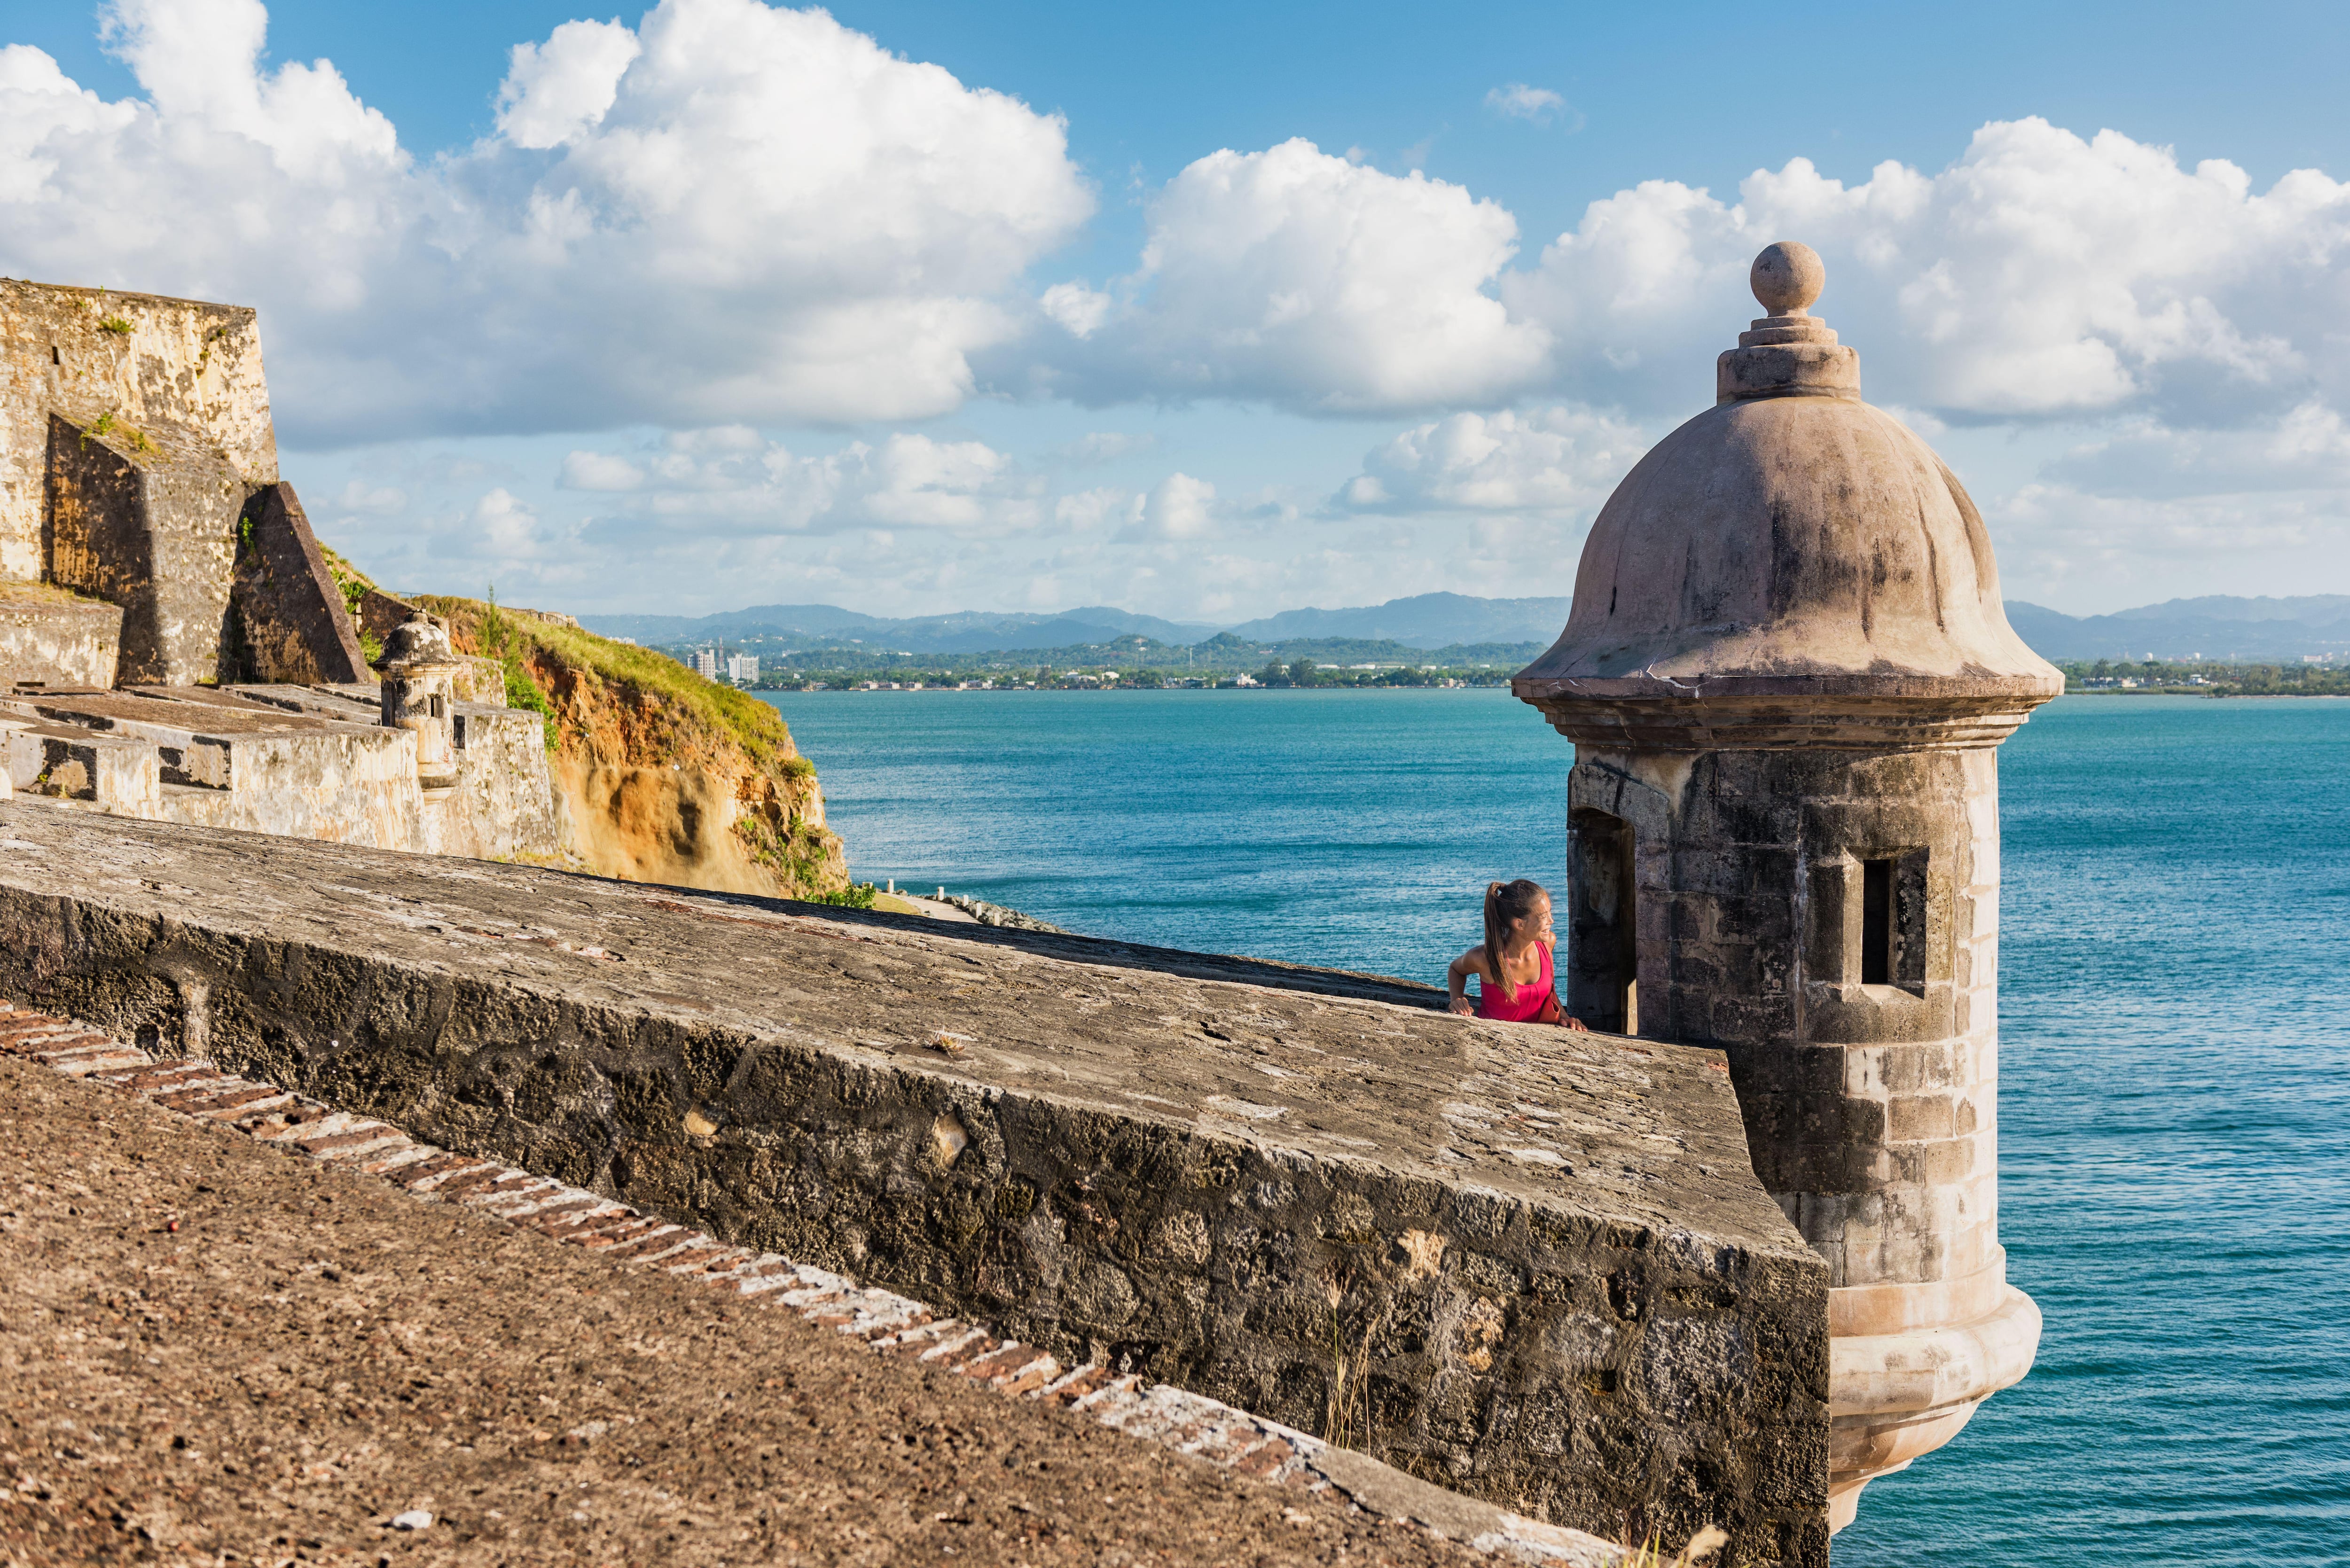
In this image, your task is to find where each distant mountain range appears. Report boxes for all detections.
[583,592,1569,654]
[582,603,1216,654]
[2005,597,2350,661]
[1220,593,1571,648]
[581,592,2350,663]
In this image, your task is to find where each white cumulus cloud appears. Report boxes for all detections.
[1129,473,1218,540]
[2040,402,2350,497]
[1039,281,1113,338]
[1044,139,1551,412]
[333,479,408,515]
[567,428,1042,540]
[1337,406,1647,514]
[0,0,1091,441]
[495,18,641,149]
[1506,118,2350,424]
[557,450,648,491]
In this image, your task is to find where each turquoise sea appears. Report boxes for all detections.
[760,687,2350,1566]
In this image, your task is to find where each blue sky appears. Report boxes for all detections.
[8,0,2350,620]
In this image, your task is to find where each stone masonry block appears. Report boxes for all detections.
[0,580,120,688]
[44,413,246,684]
[1885,1093,1955,1143]
[227,483,369,685]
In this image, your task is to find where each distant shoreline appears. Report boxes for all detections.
[2068,688,2350,700]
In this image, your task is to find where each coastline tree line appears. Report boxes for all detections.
[2062,658,2350,696]
[656,632,1542,690]
[653,640,2350,698]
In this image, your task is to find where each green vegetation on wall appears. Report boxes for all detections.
[315,544,384,663]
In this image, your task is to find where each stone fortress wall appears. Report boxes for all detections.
[0,276,558,861]
[0,806,1832,1568]
[0,280,276,589]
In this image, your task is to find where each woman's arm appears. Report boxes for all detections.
[1445,947,1486,1015]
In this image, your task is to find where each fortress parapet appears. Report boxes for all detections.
[1516,242,2059,1530]
[0,804,1830,1567]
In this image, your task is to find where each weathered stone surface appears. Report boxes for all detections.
[356,586,421,650]
[195,680,560,858]
[1514,241,2061,739]
[0,579,118,688]
[3,686,420,844]
[0,280,276,585]
[0,684,562,861]
[1566,748,2003,1293]
[227,483,369,685]
[1514,245,2044,1532]
[0,804,1830,1566]
[2,993,1639,1566]
[434,703,565,859]
[1,716,159,810]
[44,412,246,685]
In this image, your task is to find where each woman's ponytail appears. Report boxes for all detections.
[1482,878,1549,1003]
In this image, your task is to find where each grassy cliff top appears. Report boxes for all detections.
[310,547,801,783]
[414,593,805,780]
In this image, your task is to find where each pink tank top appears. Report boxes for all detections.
[1476,943,1556,1023]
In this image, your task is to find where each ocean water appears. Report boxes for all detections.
[761,687,2350,1565]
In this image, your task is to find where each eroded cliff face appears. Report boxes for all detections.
[418,596,846,900]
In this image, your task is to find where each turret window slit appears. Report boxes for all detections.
[1860,859,1892,985]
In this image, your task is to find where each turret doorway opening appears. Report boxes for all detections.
[1567,807,1638,1035]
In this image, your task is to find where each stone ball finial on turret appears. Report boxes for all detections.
[1750,240,1825,316]
[1715,241,1856,402]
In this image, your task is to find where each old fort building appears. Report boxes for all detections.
[1516,242,2057,1529]
[0,277,560,858]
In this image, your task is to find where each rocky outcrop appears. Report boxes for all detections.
[939,891,1068,933]
[417,595,846,900]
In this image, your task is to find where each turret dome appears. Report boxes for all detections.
[1515,243,2062,749]
[381,610,458,670]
